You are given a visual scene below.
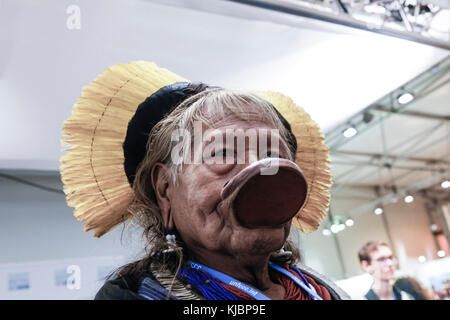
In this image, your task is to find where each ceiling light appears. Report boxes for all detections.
[330,223,346,234]
[404,195,414,203]
[345,219,354,227]
[437,250,446,258]
[397,92,415,105]
[322,229,331,236]
[441,180,450,189]
[418,256,426,263]
[374,207,383,215]
[343,126,357,138]
[363,4,386,15]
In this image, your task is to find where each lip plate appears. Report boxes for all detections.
[221,158,308,229]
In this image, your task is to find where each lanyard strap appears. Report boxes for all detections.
[186,260,323,300]
[186,260,271,300]
[268,262,323,300]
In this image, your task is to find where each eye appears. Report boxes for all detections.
[207,148,237,175]
[264,151,279,158]
[215,149,233,158]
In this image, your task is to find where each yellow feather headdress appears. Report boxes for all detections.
[60,61,332,237]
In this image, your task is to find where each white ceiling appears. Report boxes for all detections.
[329,62,449,205]
[0,0,448,171]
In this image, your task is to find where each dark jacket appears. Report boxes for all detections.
[364,287,415,300]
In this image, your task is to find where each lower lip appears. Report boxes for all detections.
[240,222,287,230]
[232,168,307,228]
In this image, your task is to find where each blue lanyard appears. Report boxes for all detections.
[268,262,323,300]
[187,260,271,300]
[186,260,322,300]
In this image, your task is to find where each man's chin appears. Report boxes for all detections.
[383,274,395,281]
[229,226,289,253]
[238,220,291,240]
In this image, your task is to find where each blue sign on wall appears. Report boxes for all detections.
[54,269,69,287]
[8,272,30,291]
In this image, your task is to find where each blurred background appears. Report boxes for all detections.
[0,0,449,299]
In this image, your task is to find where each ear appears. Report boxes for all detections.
[360,260,372,274]
[151,163,174,232]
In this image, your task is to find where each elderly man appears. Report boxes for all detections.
[61,61,349,300]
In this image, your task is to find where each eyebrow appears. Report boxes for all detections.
[201,131,290,155]
[376,255,393,260]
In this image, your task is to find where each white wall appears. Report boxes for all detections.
[0,172,144,265]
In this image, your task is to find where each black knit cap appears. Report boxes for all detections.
[123,82,297,186]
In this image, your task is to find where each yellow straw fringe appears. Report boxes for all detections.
[60,61,331,237]
[61,61,187,237]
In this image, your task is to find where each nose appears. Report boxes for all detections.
[220,158,308,228]
[238,146,277,173]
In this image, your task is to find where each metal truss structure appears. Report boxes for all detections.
[325,55,449,238]
[229,0,450,49]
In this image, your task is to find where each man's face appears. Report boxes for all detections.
[168,108,292,259]
[363,245,396,281]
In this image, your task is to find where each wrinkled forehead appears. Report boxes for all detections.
[198,105,288,153]
[208,112,278,131]
[175,89,296,161]
[199,100,277,129]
